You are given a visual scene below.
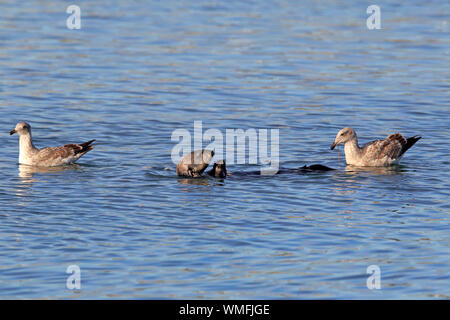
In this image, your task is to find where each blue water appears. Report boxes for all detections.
[0,1,449,299]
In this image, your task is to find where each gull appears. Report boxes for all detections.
[10,121,95,167]
[330,127,421,166]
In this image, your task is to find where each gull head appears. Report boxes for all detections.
[331,127,356,150]
[10,121,31,136]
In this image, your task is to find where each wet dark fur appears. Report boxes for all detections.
[207,160,227,178]
[211,164,334,178]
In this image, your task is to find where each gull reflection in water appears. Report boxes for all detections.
[14,164,81,200]
[331,165,404,197]
[18,164,81,180]
[344,165,404,176]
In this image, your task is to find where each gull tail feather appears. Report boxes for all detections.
[77,139,96,155]
[399,135,421,157]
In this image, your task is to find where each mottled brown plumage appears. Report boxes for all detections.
[33,140,95,165]
[10,121,95,167]
[331,127,421,166]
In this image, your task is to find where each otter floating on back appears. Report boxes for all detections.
[176,150,334,178]
[176,149,215,177]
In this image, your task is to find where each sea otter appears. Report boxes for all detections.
[176,149,215,177]
[205,161,334,178]
[176,150,334,178]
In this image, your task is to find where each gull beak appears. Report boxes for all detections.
[9,129,16,135]
[330,142,337,150]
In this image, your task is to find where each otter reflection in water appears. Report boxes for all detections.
[176,150,334,179]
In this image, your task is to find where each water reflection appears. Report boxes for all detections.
[177,177,212,186]
[331,165,406,198]
[18,164,81,180]
[15,164,83,200]
[344,165,404,176]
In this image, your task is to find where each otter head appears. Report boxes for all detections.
[331,127,356,150]
[10,121,31,136]
[211,160,227,178]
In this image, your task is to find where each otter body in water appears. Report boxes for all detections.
[206,161,334,178]
[297,164,335,172]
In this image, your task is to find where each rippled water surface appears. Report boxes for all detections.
[0,1,449,299]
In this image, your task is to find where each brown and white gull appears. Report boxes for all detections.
[10,121,95,167]
[330,127,421,167]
